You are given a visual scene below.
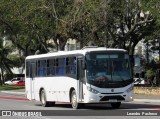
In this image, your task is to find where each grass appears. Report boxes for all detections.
[0,85,25,90]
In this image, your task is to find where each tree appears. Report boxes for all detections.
[105,0,155,58]
[65,0,112,48]
[0,0,75,53]
[0,0,160,79]
[67,0,157,59]
[141,0,160,62]
[0,37,17,85]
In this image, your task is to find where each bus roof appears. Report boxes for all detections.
[26,47,127,60]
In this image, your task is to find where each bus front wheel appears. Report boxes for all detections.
[111,102,121,108]
[71,90,81,109]
[40,89,50,107]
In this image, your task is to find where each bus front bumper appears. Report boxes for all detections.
[82,91,133,103]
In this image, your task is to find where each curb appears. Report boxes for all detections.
[134,99,160,103]
[1,91,25,95]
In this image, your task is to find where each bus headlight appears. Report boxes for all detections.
[87,86,99,94]
[126,85,134,93]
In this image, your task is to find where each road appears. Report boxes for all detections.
[0,91,160,119]
[0,97,160,110]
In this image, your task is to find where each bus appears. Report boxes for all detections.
[25,47,134,109]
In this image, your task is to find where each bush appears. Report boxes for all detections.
[145,69,155,86]
[145,69,155,78]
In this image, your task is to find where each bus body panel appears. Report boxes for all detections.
[26,77,78,103]
[26,77,133,103]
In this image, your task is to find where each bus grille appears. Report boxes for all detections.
[100,96,125,101]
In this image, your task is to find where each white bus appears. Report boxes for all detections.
[25,47,134,109]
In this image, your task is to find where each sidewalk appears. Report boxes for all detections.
[134,93,160,103]
[1,89,160,103]
[1,89,25,95]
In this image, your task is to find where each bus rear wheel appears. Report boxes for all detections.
[71,90,81,109]
[111,102,121,108]
[40,89,50,107]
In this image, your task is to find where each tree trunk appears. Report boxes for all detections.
[0,68,5,86]
[0,73,2,86]
[59,37,67,51]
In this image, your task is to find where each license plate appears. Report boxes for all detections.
[109,99,117,102]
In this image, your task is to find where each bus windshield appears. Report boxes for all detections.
[86,52,133,88]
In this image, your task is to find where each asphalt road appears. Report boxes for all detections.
[1,97,160,110]
[0,90,160,119]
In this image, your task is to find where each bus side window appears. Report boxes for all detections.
[50,67,54,75]
[47,59,55,76]
[36,61,38,76]
[42,60,46,76]
[38,60,42,76]
[47,59,49,76]
[26,61,30,77]
[58,58,65,75]
[38,60,47,77]
[66,57,70,74]
[55,59,58,75]
[70,57,76,74]
[51,59,55,76]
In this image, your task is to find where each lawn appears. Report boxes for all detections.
[0,85,25,90]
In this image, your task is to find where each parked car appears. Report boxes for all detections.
[12,79,25,86]
[4,77,23,85]
[134,78,149,85]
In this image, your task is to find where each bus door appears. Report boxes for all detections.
[29,62,36,100]
[77,57,85,102]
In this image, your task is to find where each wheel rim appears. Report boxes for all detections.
[72,93,77,108]
[41,92,45,105]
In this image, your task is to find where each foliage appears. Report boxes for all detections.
[0,37,15,85]
[0,0,160,85]
[107,0,156,55]
[0,85,25,90]
[0,0,159,53]
[141,0,160,62]
[145,69,155,79]
[8,54,25,67]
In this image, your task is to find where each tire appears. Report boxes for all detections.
[71,90,81,109]
[111,102,121,108]
[40,89,50,107]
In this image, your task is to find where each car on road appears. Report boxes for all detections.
[4,77,23,85]
[12,79,25,86]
